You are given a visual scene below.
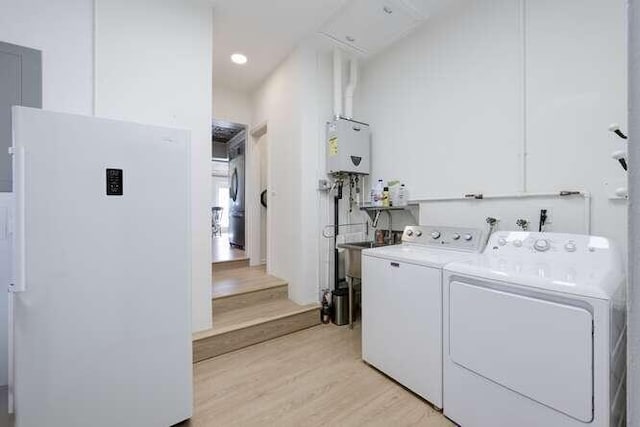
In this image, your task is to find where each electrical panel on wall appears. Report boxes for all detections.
[327,118,371,175]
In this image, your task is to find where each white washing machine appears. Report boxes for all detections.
[443,232,626,427]
[361,225,484,408]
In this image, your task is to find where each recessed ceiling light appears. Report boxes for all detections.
[230,53,248,65]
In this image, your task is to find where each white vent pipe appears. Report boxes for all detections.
[344,59,358,119]
[333,48,343,118]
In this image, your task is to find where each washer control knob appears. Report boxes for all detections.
[431,231,441,240]
[498,238,507,246]
[452,233,461,241]
[406,229,414,237]
[565,241,577,252]
[416,230,423,237]
[534,239,551,252]
[463,234,473,241]
[513,239,523,248]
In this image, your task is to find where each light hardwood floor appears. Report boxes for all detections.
[184,324,454,427]
[0,327,451,427]
[212,234,247,263]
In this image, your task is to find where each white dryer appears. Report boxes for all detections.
[443,232,626,427]
[361,225,484,408]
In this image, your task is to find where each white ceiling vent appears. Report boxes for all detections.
[319,0,439,56]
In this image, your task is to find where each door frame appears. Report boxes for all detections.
[247,121,269,269]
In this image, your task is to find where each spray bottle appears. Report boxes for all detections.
[321,289,331,324]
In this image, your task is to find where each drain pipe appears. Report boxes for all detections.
[334,180,343,291]
[344,58,358,119]
[333,48,343,119]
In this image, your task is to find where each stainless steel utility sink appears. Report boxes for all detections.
[337,241,393,279]
[338,241,387,250]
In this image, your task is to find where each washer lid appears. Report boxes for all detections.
[363,244,478,268]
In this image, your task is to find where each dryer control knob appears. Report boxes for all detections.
[416,231,423,237]
[406,229,414,237]
[464,234,473,241]
[452,233,461,241]
[498,238,507,246]
[431,231,441,240]
[564,241,577,252]
[534,239,551,252]
[513,239,523,248]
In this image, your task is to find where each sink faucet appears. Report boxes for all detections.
[385,210,393,244]
[370,209,394,244]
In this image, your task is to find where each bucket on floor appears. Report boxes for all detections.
[332,288,349,326]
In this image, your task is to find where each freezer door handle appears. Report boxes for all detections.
[10,146,26,293]
[230,168,238,202]
[8,292,15,413]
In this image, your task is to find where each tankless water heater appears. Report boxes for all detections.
[326,117,370,175]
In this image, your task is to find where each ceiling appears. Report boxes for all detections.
[212,0,349,92]
[212,119,245,143]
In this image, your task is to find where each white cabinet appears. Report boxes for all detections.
[361,255,443,407]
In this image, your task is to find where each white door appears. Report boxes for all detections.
[10,107,192,427]
[257,135,267,264]
[362,256,443,407]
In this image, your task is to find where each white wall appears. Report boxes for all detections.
[0,0,94,114]
[95,0,214,332]
[298,46,331,303]
[251,43,333,304]
[356,0,628,248]
[525,0,627,245]
[213,83,252,126]
[252,49,303,299]
[628,0,639,424]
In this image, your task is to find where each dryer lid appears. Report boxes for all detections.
[445,232,625,300]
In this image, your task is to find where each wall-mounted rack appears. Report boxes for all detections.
[359,203,419,225]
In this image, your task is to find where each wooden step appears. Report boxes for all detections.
[193,300,320,363]
[212,258,250,273]
[212,265,285,298]
[214,283,288,315]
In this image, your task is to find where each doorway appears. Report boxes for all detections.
[211,119,247,264]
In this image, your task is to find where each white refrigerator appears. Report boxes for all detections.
[8,107,193,426]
